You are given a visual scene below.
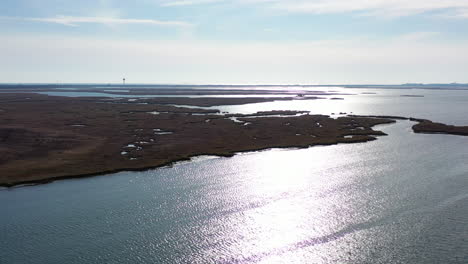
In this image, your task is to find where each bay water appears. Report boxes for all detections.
[1,88,467,263]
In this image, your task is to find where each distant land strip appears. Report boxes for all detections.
[349,115,468,136]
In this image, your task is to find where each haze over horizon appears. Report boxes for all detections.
[2,0,468,84]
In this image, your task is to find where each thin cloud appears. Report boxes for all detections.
[396,31,440,41]
[161,0,468,18]
[161,0,223,7]
[271,0,468,18]
[440,8,468,19]
[1,16,192,27]
[3,34,468,84]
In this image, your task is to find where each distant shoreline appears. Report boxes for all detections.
[1,83,468,91]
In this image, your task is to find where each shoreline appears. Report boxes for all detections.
[0,93,393,187]
[350,115,468,136]
[0,137,384,188]
[2,94,468,188]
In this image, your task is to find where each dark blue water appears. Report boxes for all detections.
[1,89,468,263]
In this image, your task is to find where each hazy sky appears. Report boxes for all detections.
[1,0,468,84]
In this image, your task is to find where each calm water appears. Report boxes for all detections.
[1,88,468,263]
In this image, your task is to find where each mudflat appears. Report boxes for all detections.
[412,120,468,135]
[0,93,396,187]
[349,115,468,136]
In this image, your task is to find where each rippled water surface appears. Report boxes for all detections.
[1,88,468,264]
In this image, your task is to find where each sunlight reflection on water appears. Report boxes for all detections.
[1,121,468,263]
[1,89,468,263]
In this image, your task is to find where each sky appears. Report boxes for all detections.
[1,0,468,84]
